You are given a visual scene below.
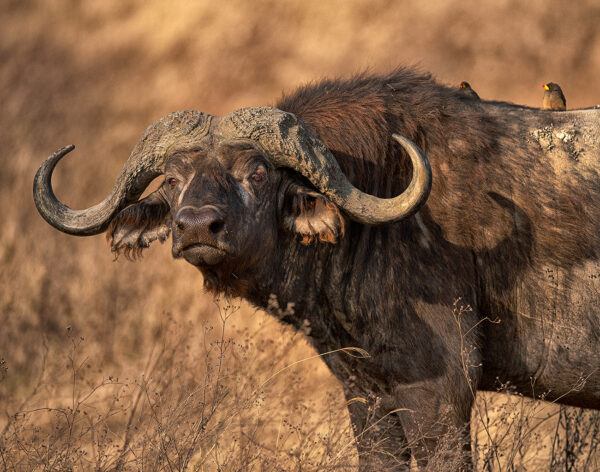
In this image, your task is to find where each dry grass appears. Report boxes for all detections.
[2,1,600,470]
[0,303,358,471]
[2,301,598,470]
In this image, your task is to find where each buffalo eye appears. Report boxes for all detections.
[250,166,266,183]
[166,177,178,188]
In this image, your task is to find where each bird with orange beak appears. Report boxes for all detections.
[459,81,480,99]
[542,82,566,110]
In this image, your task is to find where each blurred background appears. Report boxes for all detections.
[1,0,600,470]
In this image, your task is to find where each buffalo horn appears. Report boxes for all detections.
[33,111,209,235]
[218,107,432,224]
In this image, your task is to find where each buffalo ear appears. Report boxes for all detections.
[282,185,345,245]
[107,190,172,259]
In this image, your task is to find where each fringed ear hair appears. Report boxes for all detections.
[107,191,172,259]
[282,185,345,245]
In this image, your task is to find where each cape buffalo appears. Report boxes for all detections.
[34,68,600,470]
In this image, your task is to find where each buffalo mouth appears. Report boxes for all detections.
[179,243,227,266]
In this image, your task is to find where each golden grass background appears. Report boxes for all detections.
[1,1,600,470]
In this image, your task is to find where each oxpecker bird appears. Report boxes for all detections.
[459,81,480,99]
[542,82,566,111]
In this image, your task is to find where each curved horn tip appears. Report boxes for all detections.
[41,144,75,168]
[392,133,432,189]
[33,144,112,236]
[51,144,75,158]
[33,145,76,200]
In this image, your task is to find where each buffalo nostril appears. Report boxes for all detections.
[209,219,225,235]
[174,206,225,241]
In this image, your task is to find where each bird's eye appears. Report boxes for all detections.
[167,177,178,187]
[250,167,266,183]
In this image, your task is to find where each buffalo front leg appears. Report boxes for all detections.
[393,379,475,470]
[387,299,483,470]
[343,385,412,471]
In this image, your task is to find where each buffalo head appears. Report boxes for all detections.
[34,107,432,293]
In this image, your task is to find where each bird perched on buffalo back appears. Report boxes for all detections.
[542,82,566,111]
[459,81,480,99]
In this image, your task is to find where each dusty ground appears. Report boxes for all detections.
[1,1,600,470]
